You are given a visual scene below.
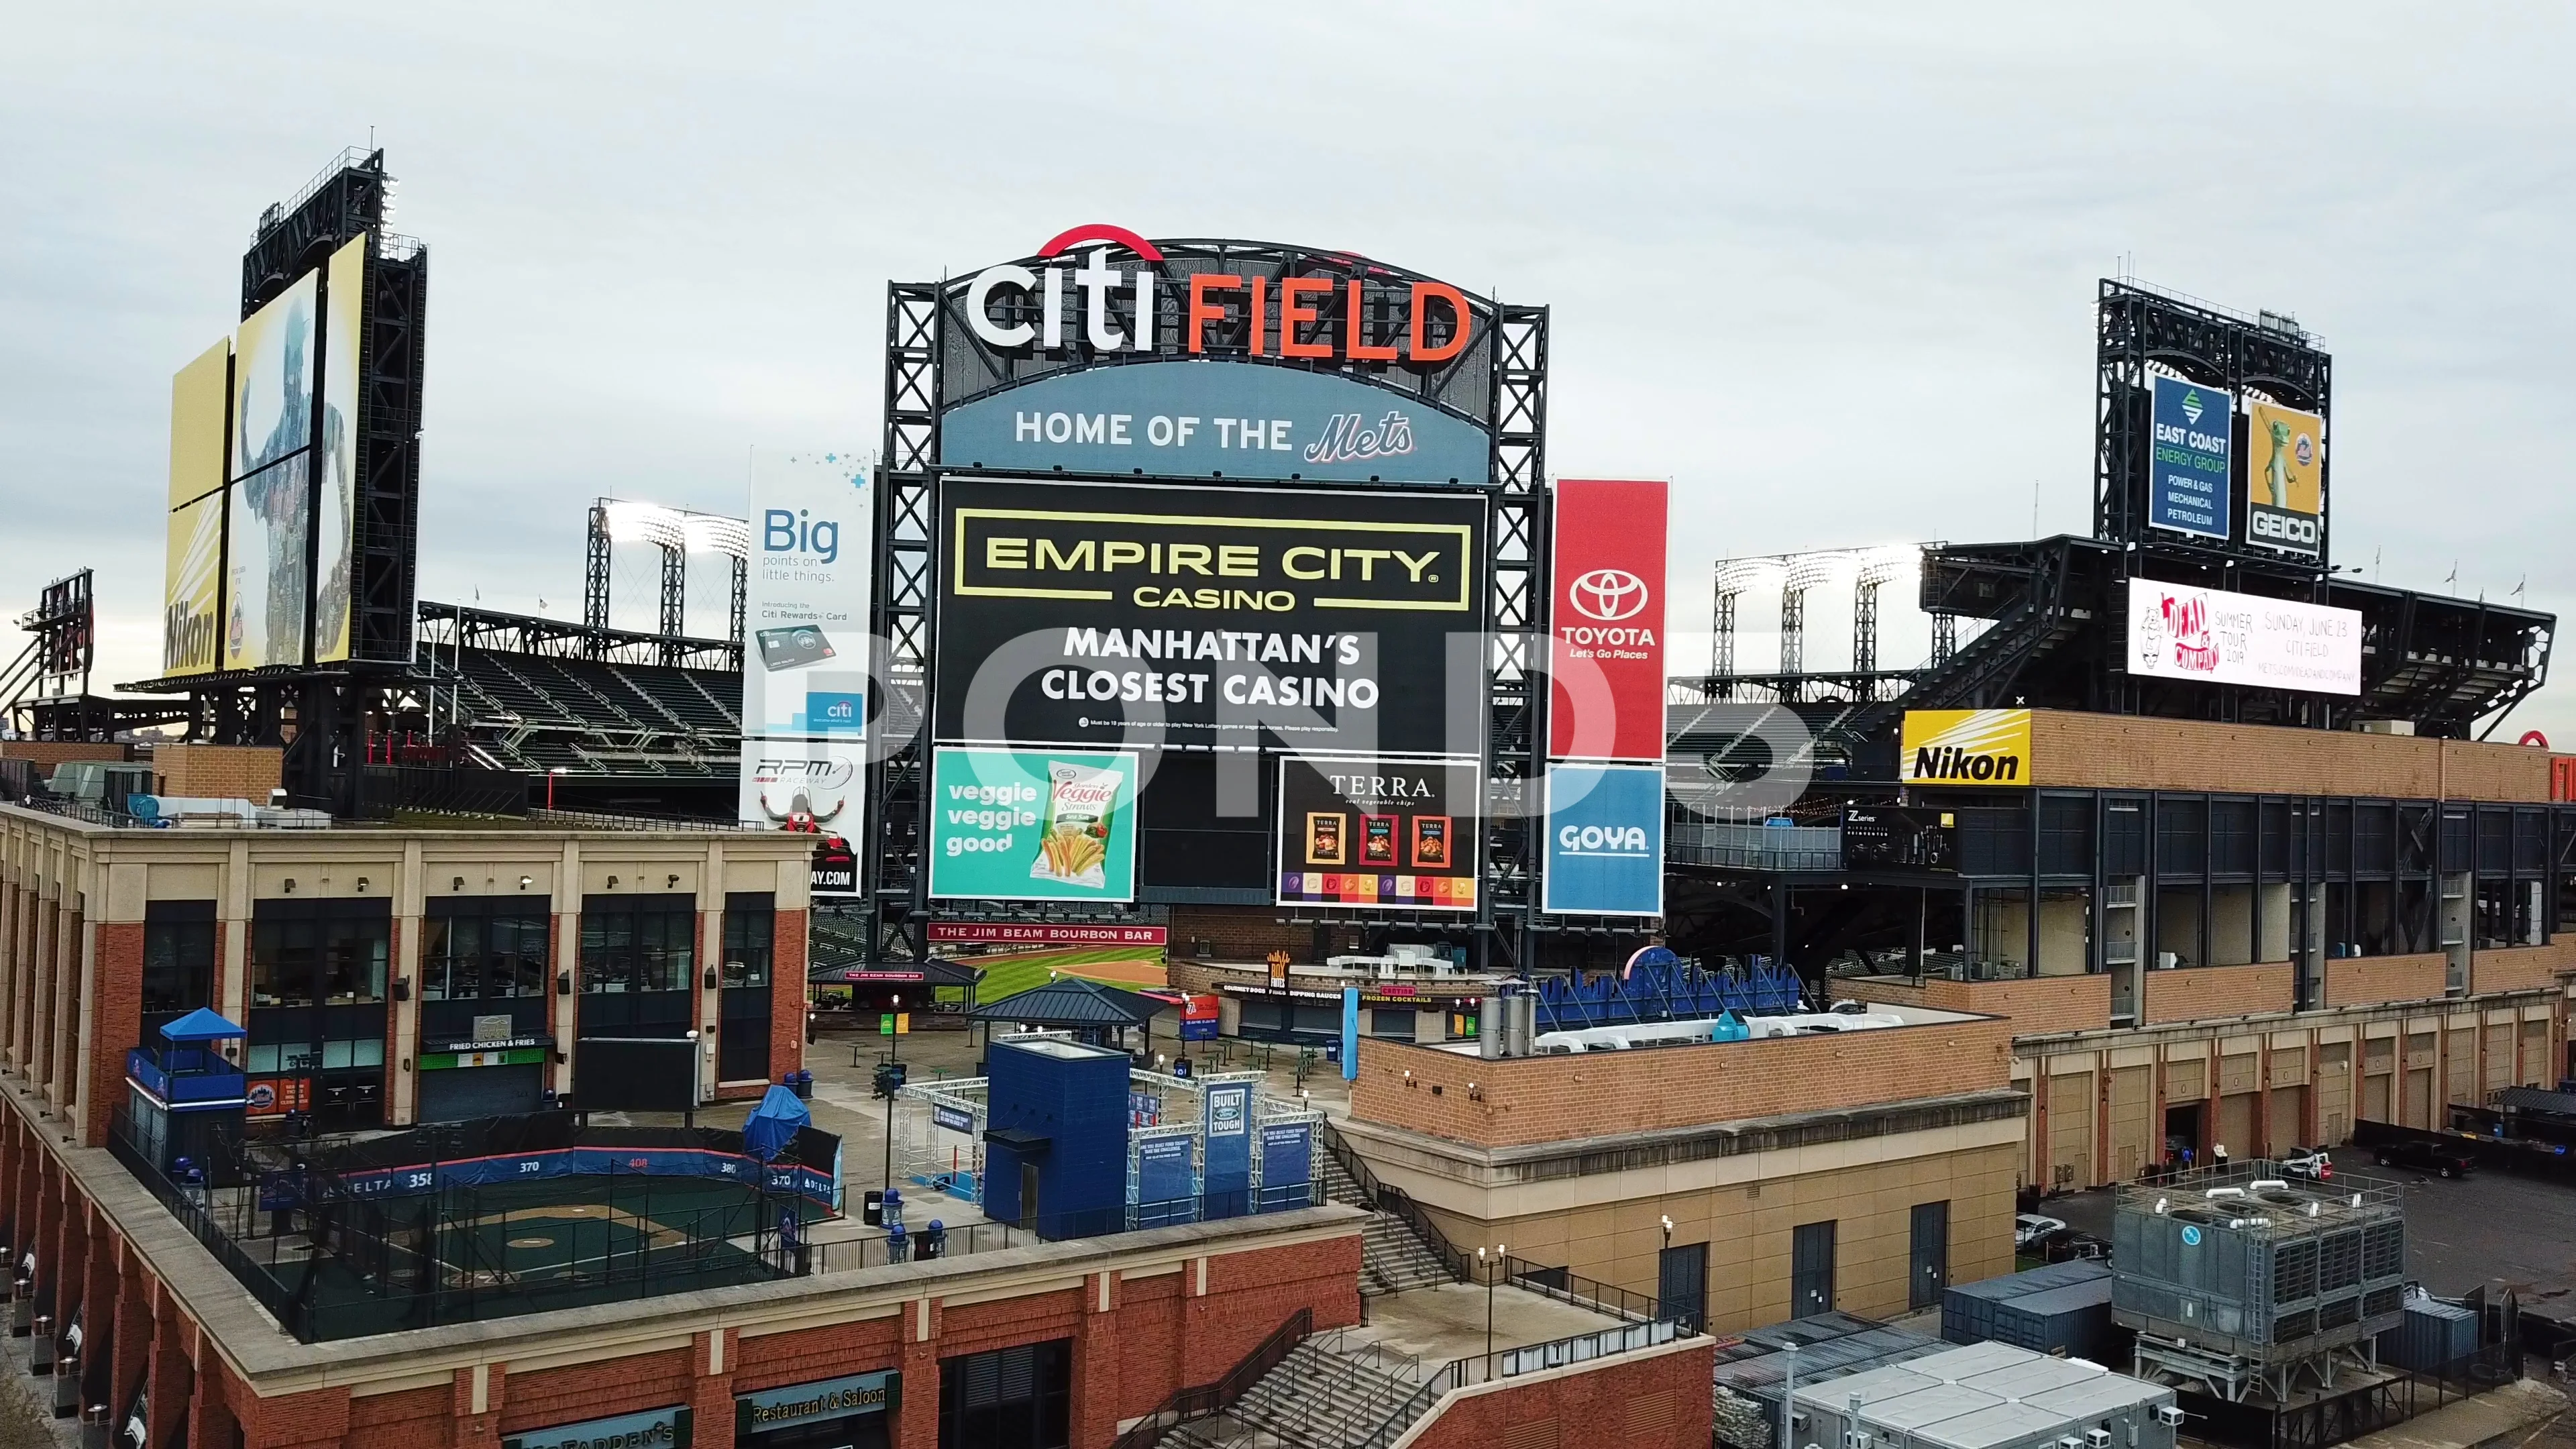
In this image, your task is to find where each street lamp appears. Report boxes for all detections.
[1781,1341,1800,1449]
[1479,1242,1507,1361]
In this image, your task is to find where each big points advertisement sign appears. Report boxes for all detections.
[737,450,872,893]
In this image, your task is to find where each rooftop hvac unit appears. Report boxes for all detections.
[2157,1407,2186,1428]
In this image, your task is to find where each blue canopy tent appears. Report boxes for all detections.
[743,1085,812,1163]
[126,1009,250,1180]
[158,1007,248,1042]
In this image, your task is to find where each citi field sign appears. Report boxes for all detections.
[938,227,1496,486]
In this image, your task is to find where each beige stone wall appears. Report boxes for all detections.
[2017,995,2566,1191]
[1416,1136,2022,1332]
[149,744,283,802]
[2473,940,2576,995]
[2025,710,2559,802]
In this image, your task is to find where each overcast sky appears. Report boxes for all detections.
[6,5,2573,738]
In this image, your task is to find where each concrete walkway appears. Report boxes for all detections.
[2339,1377,2569,1449]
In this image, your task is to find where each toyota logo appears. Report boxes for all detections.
[1569,568,1650,622]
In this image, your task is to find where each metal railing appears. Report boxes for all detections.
[1318,1120,1472,1287]
[1501,1255,1668,1325]
[1106,1305,1313,1449]
[1668,821,1843,872]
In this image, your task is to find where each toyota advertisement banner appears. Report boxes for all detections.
[2125,581,2361,696]
[1548,479,1667,762]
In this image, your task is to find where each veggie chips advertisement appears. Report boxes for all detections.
[926,747,1141,903]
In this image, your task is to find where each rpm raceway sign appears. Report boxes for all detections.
[2125,581,2361,696]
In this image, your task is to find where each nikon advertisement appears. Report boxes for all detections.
[934,476,1487,756]
[1274,754,1479,911]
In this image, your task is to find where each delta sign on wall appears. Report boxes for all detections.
[940,225,1491,487]
[2148,376,2231,541]
[1542,762,1665,916]
[2125,581,2361,696]
[737,449,872,893]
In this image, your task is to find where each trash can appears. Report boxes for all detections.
[861,1189,884,1227]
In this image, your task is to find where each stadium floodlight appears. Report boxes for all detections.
[602,500,688,550]
[681,514,749,559]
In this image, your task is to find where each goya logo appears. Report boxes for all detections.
[963,223,1474,364]
[1558,822,1652,855]
[1900,709,2033,787]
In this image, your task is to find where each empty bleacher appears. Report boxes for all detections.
[419,606,747,784]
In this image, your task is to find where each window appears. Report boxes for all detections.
[141,906,216,1016]
[1791,1220,1836,1318]
[938,1340,1070,1449]
[425,908,549,1000]
[721,896,774,987]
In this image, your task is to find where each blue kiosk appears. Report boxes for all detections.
[122,1008,249,1184]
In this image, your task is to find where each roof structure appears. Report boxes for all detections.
[969,976,1161,1029]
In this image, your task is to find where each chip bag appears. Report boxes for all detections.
[1031,760,1120,889]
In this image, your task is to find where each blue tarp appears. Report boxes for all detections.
[744,1085,811,1162]
[160,1008,247,1042]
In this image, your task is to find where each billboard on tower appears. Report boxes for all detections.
[2243,399,2324,557]
[313,235,368,664]
[1547,478,1666,762]
[162,340,231,677]
[737,450,871,894]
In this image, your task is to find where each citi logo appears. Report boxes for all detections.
[963,223,1473,364]
[1570,569,1650,622]
[1913,745,2021,783]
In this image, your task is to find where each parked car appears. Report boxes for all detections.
[2015,1213,2069,1249]
[2279,1146,2334,1181]
[2375,1140,2477,1178]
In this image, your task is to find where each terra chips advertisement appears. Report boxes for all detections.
[2147,376,2231,541]
[1548,478,1668,761]
[2243,398,2324,557]
[1273,754,1480,911]
[926,747,1142,904]
[934,476,1487,757]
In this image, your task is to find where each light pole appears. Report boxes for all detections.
[1479,1242,1507,1362]
[1780,1340,1799,1449]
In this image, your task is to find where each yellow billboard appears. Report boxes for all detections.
[168,339,229,508]
[164,492,225,676]
[313,235,368,663]
[2244,399,2324,556]
[231,271,317,481]
[1900,709,2033,786]
[162,340,232,677]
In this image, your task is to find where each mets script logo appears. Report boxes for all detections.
[1303,410,1416,466]
[1569,569,1650,623]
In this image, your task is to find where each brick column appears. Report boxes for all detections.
[237,1384,350,1449]
[896,1298,942,1449]
[450,1362,505,1449]
[691,1328,737,1449]
[30,895,57,1089]
[184,1331,236,1449]
[0,881,20,1074]
[50,901,83,1112]
[109,1245,150,1429]
[48,1173,82,1332]
[78,1205,115,1414]
[144,1285,191,1449]
[1069,1271,1121,1449]
[89,923,145,1147]
[771,908,810,1083]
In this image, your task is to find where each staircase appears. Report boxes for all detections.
[1315,1132,1461,1297]
[1167,1332,1442,1449]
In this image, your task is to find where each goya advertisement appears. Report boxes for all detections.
[934,476,1487,756]
[2147,376,2231,541]
[1540,761,1665,916]
[926,747,1141,903]
[2243,398,2325,557]
[1274,754,1479,911]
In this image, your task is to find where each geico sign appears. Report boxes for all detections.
[965,223,1472,364]
[2249,510,2320,546]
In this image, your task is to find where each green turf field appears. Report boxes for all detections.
[972,947,1167,1004]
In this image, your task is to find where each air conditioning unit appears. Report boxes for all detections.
[2157,1406,2187,1428]
[2086,1429,2112,1448]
